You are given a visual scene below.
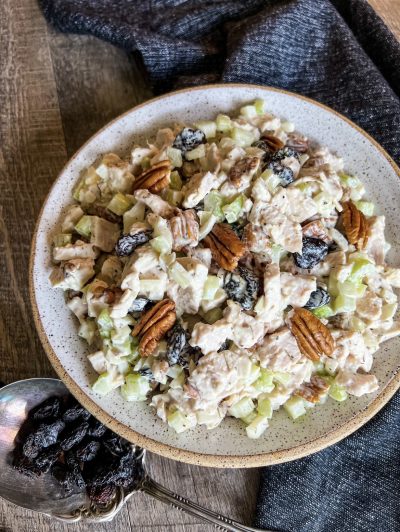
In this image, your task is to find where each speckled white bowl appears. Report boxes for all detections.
[30,84,400,468]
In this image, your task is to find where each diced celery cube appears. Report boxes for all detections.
[328,274,339,297]
[312,305,335,319]
[97,309,113,331]
[92,373,121,396]
[120,373,150,402]
[53,233,72,247]
[164,189,183,206]
[167,410,195,433]
[185,144,206,160]
[216,114,232,132]
[241,411,258,425]
[283,396,306,420]
[281,120,295,133]
[270,243,283,264]
[381,303,397,321]
[246,415,269,439]
[169,262,192,288]
[260,169,281,193]
[222,195,244,223]
[230,127,255,148]
[166,147,183,168]
[75,215,93,238]
[339,173,361,188]
[347,258,375,282]
[78,319,97,345]
[228,397,255,419]
[252,368,275,392]
[123,202,146,233]
[107,193,132,215]
[329,383,348,402]
[203,307,223,324]
[273,372,291,387]
[202,275,221,300]
[203,191,225,221]
[350,316,367,332]
[151,235,172,254]
[355,201,374,216]
[333,294,357,313]
[170,371,185,389]
[240,105,258,119]
[257,396,273,418]
[337,281,367,298]
[198,211,217,240]
[170,170,183,190]
[254,99,266,115]
[195,120,217,139]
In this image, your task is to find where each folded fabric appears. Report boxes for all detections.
[39,1,400,530]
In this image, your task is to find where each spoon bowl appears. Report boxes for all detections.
[0,378,260,530]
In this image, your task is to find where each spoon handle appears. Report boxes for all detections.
[139,474,266,532]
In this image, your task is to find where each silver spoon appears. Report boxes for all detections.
[0,378,264,531]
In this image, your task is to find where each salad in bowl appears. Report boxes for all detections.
[49,99,400,440]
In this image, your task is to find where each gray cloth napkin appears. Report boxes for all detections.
[39,0,400,530]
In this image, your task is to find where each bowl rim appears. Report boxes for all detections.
[29,82,400,468]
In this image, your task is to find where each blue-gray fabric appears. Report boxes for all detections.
[38,0,400,530]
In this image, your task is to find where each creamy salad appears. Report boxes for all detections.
[50,100,400,439]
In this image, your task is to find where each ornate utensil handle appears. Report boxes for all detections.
[138,475,266,532]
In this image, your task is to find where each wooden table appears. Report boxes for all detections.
[0,1,398,530]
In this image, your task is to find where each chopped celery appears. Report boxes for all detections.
[240,104,258,119]
[216,114,232,132]
[53,233,72,247]
[167,364,184,379]
[123,202,145,233]
[333,294,357,313]
[328,274,340,297]
[347,257,375,282]
[75,215,93,238]
[312,305,335,319]
[151,235,172,254]
[260,168,281,193]
[222,194,245,223]
[283,396,306,420]
[202,275,221,300]
[164,189,183,206]
[169,261,192,288]
[254,99,266,115]
[203,307,223,324]
[339,173,361,188]
[170,170,183,191]
[273,372,291,387]
[270,243,283,264]
[166,147,183,168]
[337,280,367,298]
[230,127,255,148]
[329,383,348,402]
[252,368,275,393]
[281,120,295,133]
[350,183,365,201]
[203,191,225,221]
[92,372,123,396]
[195,120,217,139]
[196,409,223,429]
[241,411,258,425]
[350,316,367,332]
[121,373,150,401]
[78,319,97,345]
[167,410,195,433]
[97,309,113,333]
[169,371,185,389]
[314,191,334,217]
[381,303,397,321]
[111,325,132,346]
[246,415,269,439]
[88,351,107,374]
[228,397,255,419]
[107,193,132,215]
[355,200,374,216]
[257,396,273,418]
[185,144,206,161]
[198,211,217,240]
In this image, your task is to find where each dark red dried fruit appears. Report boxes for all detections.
[115,232,150,256]
[74,439,101,462]
[224,265,259,311]
[293,237,329,269]
[304,287,331,310]
[88,418,108,438]
[34,443,62,473]
[60,421,89,451]
[13,454,42,478]
[31,397,61,421]
[88,484,117,506]
[166,323,188,366]
[102,434,131,457]
[62,404,91,423]
[173,128,206,154]
[65,451,86,490]
[23,419,65,457]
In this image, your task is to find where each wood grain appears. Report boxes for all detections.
[0,0,397,530]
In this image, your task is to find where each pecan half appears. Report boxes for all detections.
[170,209,199,251]
[132,299,176,357]
[289,308,334,361]
[228,156,260,187]
[295,375,330,403]
[341,201,369,250]
[260,134,285,152]
[203,223,247,271]
[285,133,309,153]
[132,160,171,194]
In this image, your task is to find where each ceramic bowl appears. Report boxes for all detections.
[30,84,400,467]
